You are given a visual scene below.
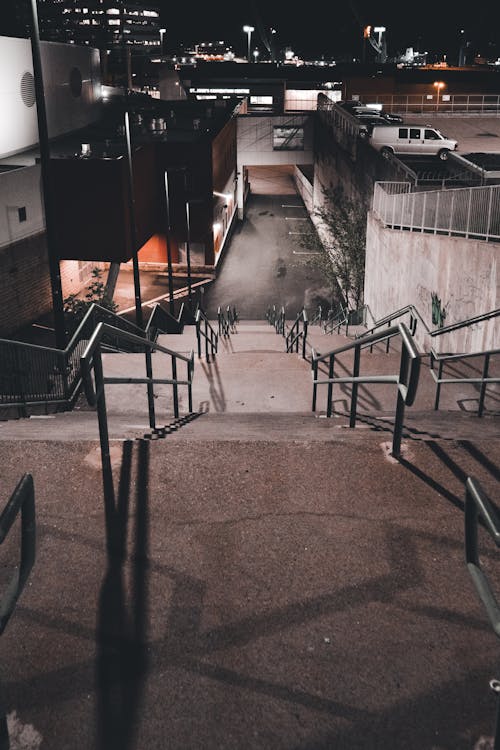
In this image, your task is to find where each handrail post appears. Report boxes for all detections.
[350,344,360,428]
[312,358,318,412]
[187,356,193,413]
[302,319,308,359]
[326,354,334,418]
[145,344,156,430]
[204,319,210,363]
[196,316,202,357]
[386,321,391,353]
[171,356,179,418]
[392,342,412,459]
[434,359,444,410]
[93,348,116,516]
[478,353,490,417]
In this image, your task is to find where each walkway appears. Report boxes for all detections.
[203,169,329,320]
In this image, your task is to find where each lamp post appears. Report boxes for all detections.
[28,0,66,348]
[253,48,259,63]
[243,25,254,62]
[159,28,166,56]
[433,81,445,112]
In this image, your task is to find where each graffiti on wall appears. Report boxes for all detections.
[431,292,447,328]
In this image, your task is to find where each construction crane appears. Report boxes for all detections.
[349,0,387,62]
[249,0,276,61]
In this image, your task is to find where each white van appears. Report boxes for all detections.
[370,124,458,160]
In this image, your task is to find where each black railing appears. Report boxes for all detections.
[145,301,185,339]
[311,322,421,459]
[265,305,285,335]
[218,305,238,336]
[196,308,218,362]
[81,322,194,509]
[0,304,146,415]
[0,473,36,750]
[464,477,500,750]
[286,309,309,359]
[0,474,36,634]
[431,347,499,416]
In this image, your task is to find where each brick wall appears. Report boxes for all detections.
[0,231,104,337]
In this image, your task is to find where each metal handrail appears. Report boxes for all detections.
[360,303,500,350]
[217,305,238,337]
[311,322,421,459]
[145,301,185,339]
[430,346,500,416]
[286,309,309,359]
[196,308,218,362]
[265,305,285,335]
[465,476,500,750]
[0,303,146,414]
[0,474,36,635]
[81,321,194,509]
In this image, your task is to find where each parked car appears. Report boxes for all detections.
[370,124,458,160]
[339,101,404,123]
[355,112,395,136]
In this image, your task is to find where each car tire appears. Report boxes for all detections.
[380,146,393,159]
[438,149,450,161]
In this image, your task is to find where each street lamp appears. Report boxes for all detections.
[159,28,166,55]
[433,81,445,112]
[243,25,254,62]
[253,48,259,63]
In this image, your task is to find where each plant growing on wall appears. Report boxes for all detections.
[64,267,118,333]
[299,186,366,312]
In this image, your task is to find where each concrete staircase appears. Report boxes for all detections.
[0,316,499,750]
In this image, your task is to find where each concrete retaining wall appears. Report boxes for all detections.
[364,211,499,352]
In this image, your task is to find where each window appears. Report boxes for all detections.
[409,128,421,139]
[398,128,408,138]
[250,95,273,105]
[273,126,304,151]
[424,129,439,139]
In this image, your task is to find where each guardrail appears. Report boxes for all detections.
[196,308,218,362]
[0,474,36,635]
[311,322,421,459]
[0,304,146,416]
[353,93,500,115]
[265,305,286,336]
[464,477,500,750]
[81,322,194,508]
[430,347,499,416]
[373,182,500,242]
[217,306,238,337]
[285,309,309,359]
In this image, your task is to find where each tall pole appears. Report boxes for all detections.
[124,105,143,328]
[163,170,175,315]
[29,0,66,349]
[185,200,193,308]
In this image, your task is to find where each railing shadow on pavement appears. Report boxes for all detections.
[96,439,149,750]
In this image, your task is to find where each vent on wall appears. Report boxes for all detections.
[20,72,36,108]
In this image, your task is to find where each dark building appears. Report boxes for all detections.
[36,0,161,50]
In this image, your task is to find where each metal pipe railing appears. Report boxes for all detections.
[464,477,500,750]
[196,308,218,362]
[285,309,309,359]
[0,474,36,635]
[311,322,421,459]
[373,182,500,242]
[430,347,499,416]
[81,321,194,511]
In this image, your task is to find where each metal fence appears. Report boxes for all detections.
[353,93,500,116]
[372,182,500,241]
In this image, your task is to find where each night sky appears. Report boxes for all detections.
[1,0,498,63]
[157,0,499,62]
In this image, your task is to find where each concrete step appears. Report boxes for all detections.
[0,430,499,749]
